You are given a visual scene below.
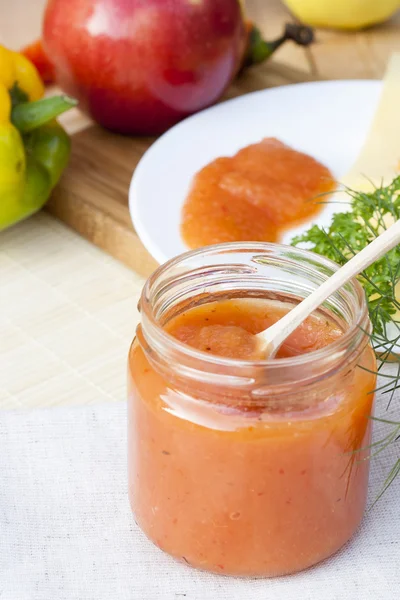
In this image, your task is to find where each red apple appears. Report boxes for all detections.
[43,0,312,135]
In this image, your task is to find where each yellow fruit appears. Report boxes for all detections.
[283,0,400,30]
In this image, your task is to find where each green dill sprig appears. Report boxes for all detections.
[291,176,400,499]
[292,176,400,340]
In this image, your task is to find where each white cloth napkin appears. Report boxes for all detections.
[1,400,399,600]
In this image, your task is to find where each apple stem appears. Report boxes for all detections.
[245,23,314,66]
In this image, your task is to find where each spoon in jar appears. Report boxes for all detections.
[255,218,400,359]
[183,219,400,360]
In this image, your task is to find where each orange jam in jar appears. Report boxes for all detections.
[128,243,376,577]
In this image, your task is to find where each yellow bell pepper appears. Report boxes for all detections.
[0,44,76,230]
[0,44,44,102]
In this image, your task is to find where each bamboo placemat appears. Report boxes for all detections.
[0,213,144,410]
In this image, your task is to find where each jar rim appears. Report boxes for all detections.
[139,242,370,382]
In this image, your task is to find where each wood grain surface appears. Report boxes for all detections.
[2,0,400,277]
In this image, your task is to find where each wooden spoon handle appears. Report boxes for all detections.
[259,218,400,356]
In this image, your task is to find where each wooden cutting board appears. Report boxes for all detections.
[44,0,400,278]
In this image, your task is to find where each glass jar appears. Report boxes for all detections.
[128,242,376,577]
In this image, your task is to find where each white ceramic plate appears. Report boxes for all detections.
[129,80,382,264]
